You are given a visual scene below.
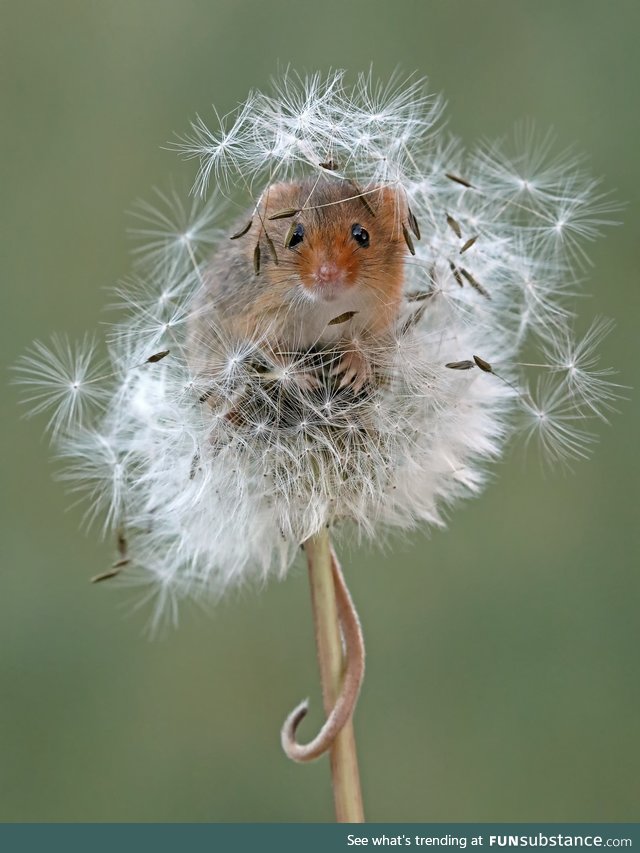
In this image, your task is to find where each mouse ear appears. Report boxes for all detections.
[381,185,422,246]
[370,185,413,240]
[370,184,403,217]
[261,181,300,216]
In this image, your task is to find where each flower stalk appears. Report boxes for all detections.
[303,528,364,822]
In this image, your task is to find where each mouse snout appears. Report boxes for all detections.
[314,260,344,286]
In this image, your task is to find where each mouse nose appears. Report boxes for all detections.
[315,261,344,285]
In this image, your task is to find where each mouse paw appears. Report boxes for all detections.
[330,348,371,394]
[292,371,322,392]
[260,355,321,391]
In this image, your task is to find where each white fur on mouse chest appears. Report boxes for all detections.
[284,282,382,348]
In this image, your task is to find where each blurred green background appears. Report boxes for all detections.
[1,0,638,823]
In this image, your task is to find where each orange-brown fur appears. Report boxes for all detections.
[191,176,411,369]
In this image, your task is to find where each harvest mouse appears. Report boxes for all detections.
[190,176,417,392]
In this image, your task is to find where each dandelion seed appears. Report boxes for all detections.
[459,266,490,298]
[328,312,358,326]
[449,261,464,287]
[268,208,300,221]
[116,529,128,559]
[446,360,476,371]
[263,231,279,265]
[446,213,462,238]
[128,186,223,275]
[91,568,123,584]
[146,350,170,364]
[229,219,253,240]
[519,378,597,465]
[13,335,108,439]
[473,355,493,373]
[402,224,416,255]
[407,207,421,240]
[540,318,621,418]
[445,173,473,188]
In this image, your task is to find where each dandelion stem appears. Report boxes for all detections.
[305,528,365,823]
[281,535,365,766]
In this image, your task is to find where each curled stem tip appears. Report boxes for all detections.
[281,546,365,762]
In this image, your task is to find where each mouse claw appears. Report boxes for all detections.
[294,372,321,391]
[330,349,371,393]
[265,353,321,391]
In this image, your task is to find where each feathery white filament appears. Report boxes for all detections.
[16,71,620,622]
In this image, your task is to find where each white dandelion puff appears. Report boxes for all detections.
[518,377,598,465]
[108,266,199,355]
[127,185,225,274]
[171,98,258,196]
[13,334,108,439]
[539,317,622,418]
[16,70,620,614]
[57,428,130,533]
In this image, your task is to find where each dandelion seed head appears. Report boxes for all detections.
[15,71,621,619]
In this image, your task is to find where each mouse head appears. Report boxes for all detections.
[253,177,413,305]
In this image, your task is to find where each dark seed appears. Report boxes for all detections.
[401,302,428,334]
[445,173,473,188]
[229,219,253,240]
[91,567,124,583]
[446,214,462,238]
[407,207,421,240]
[319,160,337,170]
[147,350,170,363]
[402,224,416,255]
[328,311,358,326]
[264,231,278,265]
[473,355,493,373]
[253,243,261,275]
[460,267,490,298]
[267,208,300,221]
[445,360,476,370]
[283,222,297,249]
[117,530,127,558]
[351,182,376,217]
[449,261,464,287]
[460,235,478,254]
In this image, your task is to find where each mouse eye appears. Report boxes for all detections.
[351,224,370,248]
[287,223,305,249]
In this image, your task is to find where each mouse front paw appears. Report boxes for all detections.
[258,351,321,392]
[291,370,322,392]
[330,348,371,394]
